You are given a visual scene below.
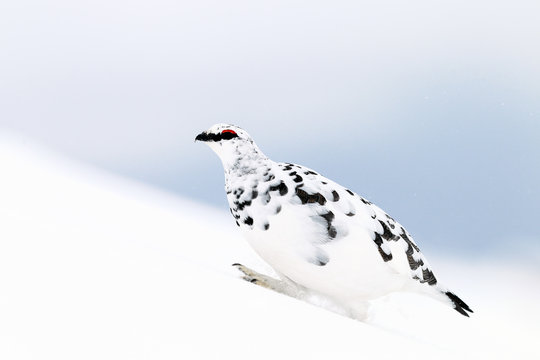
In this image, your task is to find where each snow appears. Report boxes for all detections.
[0,136,538,360]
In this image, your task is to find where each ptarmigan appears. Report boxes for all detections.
[195,124,473,320]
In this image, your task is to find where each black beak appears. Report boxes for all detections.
[195,132,209,142]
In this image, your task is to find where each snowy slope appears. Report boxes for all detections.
[0,137,538,360]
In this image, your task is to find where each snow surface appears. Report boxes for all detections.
[0,136,539,360]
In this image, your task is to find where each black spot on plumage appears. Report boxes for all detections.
[244,216,254,226]
[346,189,354,196]
[275,205,282,214]
[373,222,401,262]
[234,188,244,199]
[400,227,424,272]
[236,200,251,211]
[313,258,328,266]
[283,165,293,171]
[400,227,420,252]
[422,268,437,285]
[321,181,327,185]
[195,131,239,142]
[371,214,376,219]
[269,181,288,196]
[295,187,309,204]
[346,212,355,217]
[387,221,395,229]
[328,226,337,238]
[315,193,327,205]
[235,221,240,227]
[361,197,372,205]
[295,188,326,205]
[308,249,329,266]
[320,211,337,239]
[406,244,420,270]
[373,233,393,262]
[320,211,335,224]
[251,190,258,199]
[264,223,270,230]
[331,190,340,202]
[293,175,303,183]
[378,220,398,241]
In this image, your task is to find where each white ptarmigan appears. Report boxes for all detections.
[196,124,473,320]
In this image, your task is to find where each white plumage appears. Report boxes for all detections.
[196,124,472,320]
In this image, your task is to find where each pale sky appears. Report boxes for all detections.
[1,0,539,259]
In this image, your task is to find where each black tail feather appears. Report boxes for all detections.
[445,291,473,317]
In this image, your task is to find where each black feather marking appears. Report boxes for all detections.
[295,188,326,205]
[320,211,337,239]
[251,190,258,199]
[373,233,393,262]
[346,189,354,196]
[264,223,270,230]
[400,228,420,252]
[313,259,328,266]
[405,244,421,270]
[195,131,239,142]
[422,268,437,285]
[397,227,430,279]
[307,248,329,266]
[331,190,340,202]
[361,197,372,205]
[293,175,303,183]
[234,188,244,199]
[269,181,288,196]
[378,220,398,241]
[236,200,251,211]
[445,291,473,316]
[346,212,355,217]
[320,211,335,223]
[275,205,282,214]
[243,216,253,226]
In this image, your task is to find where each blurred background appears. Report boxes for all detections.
[1,0,539,261]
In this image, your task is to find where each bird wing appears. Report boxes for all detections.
[278,162,438,288]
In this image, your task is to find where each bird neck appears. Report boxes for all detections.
[219,143,271,182]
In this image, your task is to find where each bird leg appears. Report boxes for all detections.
[232,263,303,298]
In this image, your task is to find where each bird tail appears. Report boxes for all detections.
[444,291,473,317]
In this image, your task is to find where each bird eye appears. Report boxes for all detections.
[220,129,239,140]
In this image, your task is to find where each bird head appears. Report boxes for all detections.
[195,124,266,169]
